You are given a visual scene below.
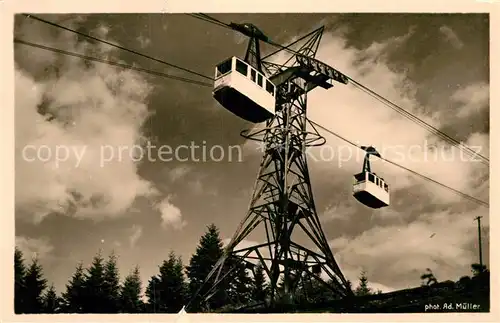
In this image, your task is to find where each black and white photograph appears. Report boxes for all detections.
[6,5,494,316]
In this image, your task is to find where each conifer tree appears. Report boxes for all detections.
[14,247,27,313]
[145,276,161,313]
[120,266,144,313]
[471,263,488,276]
[420,268,438,286]
[228,260,252,305]
[146,252,187,313]
[186,224,228,311]
[251,263,268,303]
[62,263,86,313]
[301,278,335,303]
[23,257,48,313]
[103,252,121,312]
[354,270,372,296]
[82,252,106,312]
[42,285,60,313]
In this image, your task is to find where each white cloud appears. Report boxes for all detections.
[15,25,160,223]
[243,27,489,206]
[439,25,464,49]
[329,207,487,290]
[94,24,111,38]
[451,82,489,118]
[222,238,263,257]
[363,281,395,293]
[321,202,357,223]
[236,26,489,291]
[306,31,484,201]
[15,236,54,261]
[129,224,143,248]
[168,165,191,182]
[155,197,186,230]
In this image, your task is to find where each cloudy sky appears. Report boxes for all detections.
[14,13,489,295]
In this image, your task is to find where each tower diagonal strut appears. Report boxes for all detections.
[187,25,353,312]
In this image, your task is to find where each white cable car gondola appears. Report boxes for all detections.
[352,146,390,209]
[213,56,276,123]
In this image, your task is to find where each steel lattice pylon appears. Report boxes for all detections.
[187,25,353,312]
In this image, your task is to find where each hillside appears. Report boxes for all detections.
[226,270,490,313]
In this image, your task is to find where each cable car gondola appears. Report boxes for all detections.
[213,56,276,123]
[352,146,390,209]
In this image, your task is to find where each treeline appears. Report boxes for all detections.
[14,224,269,313]
[14,223,387,314]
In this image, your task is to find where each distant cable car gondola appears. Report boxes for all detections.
[213,56,276,123]
[353,146,390,209]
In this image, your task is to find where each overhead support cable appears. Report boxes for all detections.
[14,38,214,87]
[23,13,214,81]
[192,13,489,166]
[308,119,489,208]
[17,14,489,208]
